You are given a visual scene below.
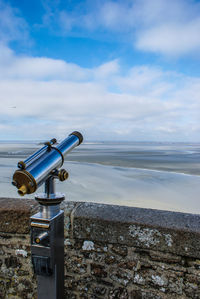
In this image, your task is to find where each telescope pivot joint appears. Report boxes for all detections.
[51,168,69,182]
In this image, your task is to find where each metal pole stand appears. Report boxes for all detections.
[30,177,65,299]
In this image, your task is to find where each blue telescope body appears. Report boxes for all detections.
[12,131,83,196]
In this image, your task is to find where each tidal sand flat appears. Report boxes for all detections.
[0,141,200,214]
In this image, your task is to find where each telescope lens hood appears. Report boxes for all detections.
[69,131,83,145]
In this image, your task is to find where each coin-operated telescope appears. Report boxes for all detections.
[12,131,83,197]
[12,131,83,299]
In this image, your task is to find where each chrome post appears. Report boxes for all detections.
[30,178,64,299]
[45,176,55,198]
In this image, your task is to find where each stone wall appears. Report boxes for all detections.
[0,198,200,298]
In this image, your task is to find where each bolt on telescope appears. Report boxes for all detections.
[12,131,83,196]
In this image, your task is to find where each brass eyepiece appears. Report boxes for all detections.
[18,185,27,196]
[13,169,37,196]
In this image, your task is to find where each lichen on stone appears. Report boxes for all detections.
[15,249,27,258]
[133,273,145,285]
[129,225,161,248]
[164,233,173,247]
[151,275,168,287]
[82,240,95,251]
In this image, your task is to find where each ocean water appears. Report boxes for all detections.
[0,141,200,214]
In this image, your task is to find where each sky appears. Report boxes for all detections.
[0,0,200,142]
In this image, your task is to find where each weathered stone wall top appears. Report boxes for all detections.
[1,198,200,258]
[0,197,38,234]
[73,202,200,259]
[74,202,200,233]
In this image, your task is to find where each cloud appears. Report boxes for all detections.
[0,0,199,141]
[135,0,200,56]
[43,0,200,57]
[0,0,29,45]
[93,60,119,80]
[0,46,200,141]
[0,45,90,81]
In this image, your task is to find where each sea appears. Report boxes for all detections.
[0,141,200,214]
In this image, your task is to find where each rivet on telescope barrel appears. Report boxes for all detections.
[12,131,83,196]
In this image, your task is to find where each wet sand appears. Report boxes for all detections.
[0,141,200,214]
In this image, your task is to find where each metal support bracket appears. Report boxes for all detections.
[31,208,64,299]
[30,177,65,299]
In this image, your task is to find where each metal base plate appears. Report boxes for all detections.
[35,192,65,205]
